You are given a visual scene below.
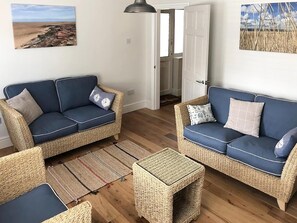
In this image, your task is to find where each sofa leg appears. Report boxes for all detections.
[114,134,119,141]
[277,199,287,211]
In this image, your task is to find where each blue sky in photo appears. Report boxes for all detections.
[240,2,297,30]
[11,4,76,23]
[241,2,297,17]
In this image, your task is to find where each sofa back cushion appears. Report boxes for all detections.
[4,80,60,113]
[255,96,297,140]
[208,86,256,124]
[55,75,97,112]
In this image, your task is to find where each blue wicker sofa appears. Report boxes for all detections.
[0,75,124,159]
[175,86,297,211]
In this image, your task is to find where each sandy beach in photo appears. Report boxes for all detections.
[13,22,49,48]
[12,22,76,49]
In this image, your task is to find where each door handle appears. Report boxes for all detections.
[196,80,210,85]
[196,80,205,84]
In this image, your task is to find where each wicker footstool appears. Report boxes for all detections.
[133,148,205,223]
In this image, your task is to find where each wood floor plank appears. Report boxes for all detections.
[121,128,163,153]
[202,189,280,223]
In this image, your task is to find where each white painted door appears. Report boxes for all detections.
[182,4,210,102]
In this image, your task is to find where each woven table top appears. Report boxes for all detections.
[136,148,203,186]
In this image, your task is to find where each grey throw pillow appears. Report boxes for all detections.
[275,127,297,158]
[187,103,216,125]
[89,86,115,110]
[6,88,43,125]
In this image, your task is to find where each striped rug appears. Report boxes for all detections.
[46,140,151,204]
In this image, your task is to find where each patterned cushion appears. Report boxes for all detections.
[187,103,216,125]
[89,86,115,110]
[224,98,264,137]
[6,88,43,125]
[275,127,297,158]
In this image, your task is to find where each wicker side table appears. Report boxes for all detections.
[133,148,205,223]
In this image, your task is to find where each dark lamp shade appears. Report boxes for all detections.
[124,0,156,13]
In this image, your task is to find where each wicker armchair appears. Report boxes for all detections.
[175,96,297,211]
[0,147,92,222]
[0,84,124,159]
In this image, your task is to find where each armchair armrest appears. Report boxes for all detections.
[43,201,92,223]
[0,147,46,204]
[99,85,124,123]
[280,144,297,201]
[0,99,34,151]
[174,96,209,144]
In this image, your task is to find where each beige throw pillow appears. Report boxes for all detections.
[224,98,264,137]
[6,88,43,125]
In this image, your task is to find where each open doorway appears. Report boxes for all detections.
[159,9,184,107]
[150,3,189,110]
[150,3,210,110]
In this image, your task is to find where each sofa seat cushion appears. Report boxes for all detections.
[184,122,243,154]
[208,86,256,124]
[29,112,78,144]
[63,105,115,131]
[0,184,67,223]
[4,80,60,113]
[55,75,97,112]
[227,135,287,176]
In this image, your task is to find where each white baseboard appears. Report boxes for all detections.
[123,100,148,114]
[0,136,12,149]
[0,100,149,149]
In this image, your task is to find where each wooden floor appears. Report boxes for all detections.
[2,104,297,223]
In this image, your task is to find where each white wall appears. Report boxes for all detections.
[0,0,148,148]
[146,0,297,108]
[3,0,297,148]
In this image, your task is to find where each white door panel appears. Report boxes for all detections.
[183,78,193,101]
[182,4,210,102]
[194,37,205,76]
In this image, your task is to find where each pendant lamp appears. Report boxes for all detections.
[124,0,156,13]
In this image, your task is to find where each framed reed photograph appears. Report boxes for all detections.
[240,2,297,54]
[11,4,77,49]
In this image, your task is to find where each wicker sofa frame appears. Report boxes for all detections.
[175,96,297,211]
[0,147,92,222]
[0,85,124,159]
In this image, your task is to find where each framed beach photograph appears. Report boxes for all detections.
[240,2,297,54]
[11,4,77,49]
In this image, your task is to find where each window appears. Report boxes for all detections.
[160,13,170,57]
[174,10,184,54]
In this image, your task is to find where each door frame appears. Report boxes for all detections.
[160,9,174,96]
[150,2,190,110]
